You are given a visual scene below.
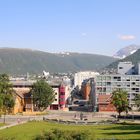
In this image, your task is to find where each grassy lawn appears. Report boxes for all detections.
[0,123,5,127]
[0,121,140,140]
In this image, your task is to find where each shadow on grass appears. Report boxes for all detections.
[101,124,140,140]
[103,130,140,135]
[102,124,140,131]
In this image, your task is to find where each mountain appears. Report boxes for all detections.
[113,44,140,59]
[0,48,117,75]
[106,48,140,70]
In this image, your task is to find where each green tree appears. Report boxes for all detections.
[0,94,3,116]
[111,89,131,118]
[134,94,140,111]
[31,79,55,111]
[0,74,14,95]
[0,74,15,123]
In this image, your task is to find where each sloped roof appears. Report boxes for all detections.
[98,95,112,104]
[14,88,30,98]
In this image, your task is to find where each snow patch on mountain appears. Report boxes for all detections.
[113,45,140,59]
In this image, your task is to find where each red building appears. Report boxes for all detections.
[49,82,71,110]
[59,85,65,109]
[98,95,116,112]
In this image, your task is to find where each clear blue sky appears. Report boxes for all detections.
[0,0,140,56]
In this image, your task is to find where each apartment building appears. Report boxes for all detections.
[88,62,140,112]
[95,74,140,111]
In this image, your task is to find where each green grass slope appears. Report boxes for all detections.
[0,121,140,140]
[0,48,117,74]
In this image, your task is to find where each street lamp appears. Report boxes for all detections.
[31,94,33,112]
[132,110,134,121]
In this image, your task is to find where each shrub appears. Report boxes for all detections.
[34,129,95,140]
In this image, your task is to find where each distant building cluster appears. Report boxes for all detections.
[8,61,140,114]
[78,62,140,112]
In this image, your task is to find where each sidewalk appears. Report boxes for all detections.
[0,121,27,130]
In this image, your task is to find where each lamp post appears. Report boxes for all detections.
[31,94,33,112]
[132,110,134,121]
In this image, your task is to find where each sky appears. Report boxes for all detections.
[0,0,140,56]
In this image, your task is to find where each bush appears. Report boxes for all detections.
[34,129,95,140]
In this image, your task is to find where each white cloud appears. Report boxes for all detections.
[118,34,136,40]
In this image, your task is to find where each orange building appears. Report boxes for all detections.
[81,80,91,100]
[13,87,33,114]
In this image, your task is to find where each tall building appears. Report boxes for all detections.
[118,61,134,75]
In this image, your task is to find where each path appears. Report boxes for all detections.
[0,121,27,130]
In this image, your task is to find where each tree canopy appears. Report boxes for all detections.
[0,74,15,121]
[111,89,130,117]
[134,94,140,111]
[31,79,55,111]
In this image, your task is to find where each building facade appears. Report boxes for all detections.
[74,71,99,88]
[12,80,70,114]
[81,80,91,100]
[95,74,140,111]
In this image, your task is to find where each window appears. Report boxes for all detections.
[107,82,111,86]
[59,98,65,102]
[132,82,135,85]
[60,92,65,95]
[119,67,123,69]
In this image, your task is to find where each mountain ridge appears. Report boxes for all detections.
[0,48,117,75]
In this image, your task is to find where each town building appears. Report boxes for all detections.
[12,80,71,114]
[98,94,115,112]
[118,61,140,75]
[118,61,135,75]
[74,71,99,88]
[81,79,91,100]
[95,74,140,111]
[90,62,140,112]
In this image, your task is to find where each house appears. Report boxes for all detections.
[12,81,33,114]
[98,95,115,112]
[13,87,32,114]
